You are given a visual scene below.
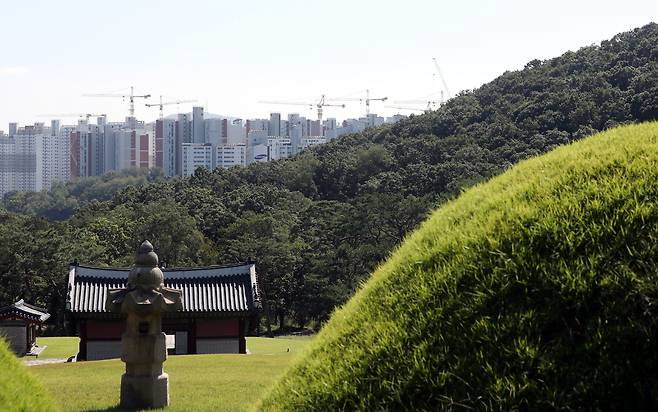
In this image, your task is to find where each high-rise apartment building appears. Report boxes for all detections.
[246,118,268,137]
[192,106,205,144]
[204,118,224,146]
[246,129,268,165]
[155,119,177,177]
[225,119,246,145]
[41,133,70,190]
[181,143,213,176]
[269,113,281,137]
[324,118,337,140]
[267,138,293,161]
[0,134,43,196]
[215,144,247,169]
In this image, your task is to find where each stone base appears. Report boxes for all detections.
[120,372,169,409]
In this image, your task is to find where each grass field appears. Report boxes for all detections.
[30,336,312,411]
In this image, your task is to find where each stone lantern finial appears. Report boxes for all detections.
[105,240,183,409]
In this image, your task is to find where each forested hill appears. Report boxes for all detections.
[1,23,657,332]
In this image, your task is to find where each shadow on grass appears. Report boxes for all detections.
[84,406,126,412]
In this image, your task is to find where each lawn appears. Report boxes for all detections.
[30,336,312,411]
[36,336,80,359]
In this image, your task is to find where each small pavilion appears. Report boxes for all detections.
[0,300,50,356]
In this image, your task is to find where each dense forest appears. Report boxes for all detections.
[1,23,657,333]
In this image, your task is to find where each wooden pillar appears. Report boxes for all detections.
[29,324,36,349]
[238,319,246,354]
[188,319,197,354]
[25,323,30,354]
[78,320,87,360]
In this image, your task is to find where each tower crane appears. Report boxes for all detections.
[384,105,427,113]
[83,86,151,118]
[259,94,345,122]
[37,113,107,122]
[329,89,387,116]
[432,58,451,100]
[394,92,443,111]
[145,96,197,119]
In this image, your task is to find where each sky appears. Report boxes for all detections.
[0,0,657,130]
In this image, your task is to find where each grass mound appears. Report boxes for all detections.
[258,122,658,411]
[0,339,58,412]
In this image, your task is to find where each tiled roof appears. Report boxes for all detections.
[67,263,259,314]
[0,299,50,323]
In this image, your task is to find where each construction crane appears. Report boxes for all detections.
[145,96,197,119]
[385,105,427,113]
[259,94,345,122]
[83,86,151,118]
[432,58,451,100]
[37,113,107,122]
[329,89,387,116]
[394,93,443,111]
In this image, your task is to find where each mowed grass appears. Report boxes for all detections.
[258,123,658,411]
[36,336,79,359]
[30,336,312,411]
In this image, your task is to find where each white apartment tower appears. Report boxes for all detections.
[40,133,70,190]
[0,134,43,196]
[181,143,213,176]
[215,144,247,169]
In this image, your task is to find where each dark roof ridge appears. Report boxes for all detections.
[73,262,253,271]
[75,272,252,282]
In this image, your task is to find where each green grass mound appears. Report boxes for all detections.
[258,122,658,411]
[0,339,58,412]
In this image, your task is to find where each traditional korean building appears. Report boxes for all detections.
[0,300,50,356]
[66,262,259,361]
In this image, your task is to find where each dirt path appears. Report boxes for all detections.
[23,358,68,366]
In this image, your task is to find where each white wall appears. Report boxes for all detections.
[86,340,122,360]
[196,338,239,354]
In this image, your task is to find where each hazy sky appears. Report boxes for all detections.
[1,0,656,130]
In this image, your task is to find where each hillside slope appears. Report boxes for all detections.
[258,122,658,411]
[0,339,58,412]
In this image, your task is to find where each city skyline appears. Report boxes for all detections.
[1,104,406,196]
[3,104,403,131]
[1,0,656,131]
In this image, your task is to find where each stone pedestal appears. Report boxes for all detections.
[119,326,169,409]
[121,373,170,409]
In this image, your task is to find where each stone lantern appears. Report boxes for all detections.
[106,240,183,409]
